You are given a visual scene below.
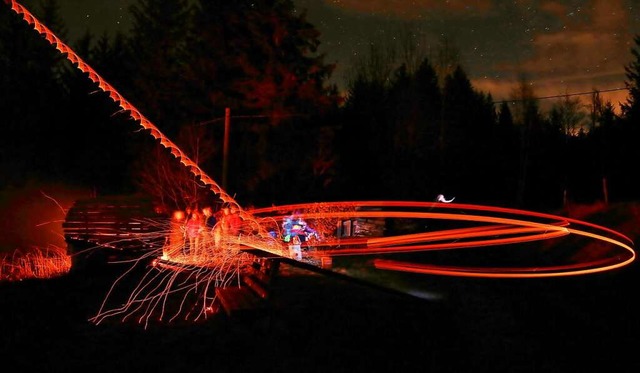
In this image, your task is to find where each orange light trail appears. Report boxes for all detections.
[250,201,635,278]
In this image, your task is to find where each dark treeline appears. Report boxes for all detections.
[2,0,640,212]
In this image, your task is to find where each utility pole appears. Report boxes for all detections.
[223,107,230,191]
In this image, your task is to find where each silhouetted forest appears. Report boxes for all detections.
[2,0,640,212]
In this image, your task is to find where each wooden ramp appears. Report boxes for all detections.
[215,257,281,319]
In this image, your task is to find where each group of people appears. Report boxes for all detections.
[164,204,242,259]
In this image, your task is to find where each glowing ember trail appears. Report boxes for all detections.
[5,0,636,326]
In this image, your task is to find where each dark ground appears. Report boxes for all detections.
[1,256,639,373]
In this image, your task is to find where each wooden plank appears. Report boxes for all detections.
[249,267,271,286]
[213,257,282,318]
[243,273,269,299]
[215,286,264,317]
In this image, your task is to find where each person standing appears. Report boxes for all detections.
[203,206,217,232]
[165,210,185,259]
[202,206,217,254]
[289,234,302,260]
[227,206,242,236]
[185,208,203,257]
[212,208,224,249]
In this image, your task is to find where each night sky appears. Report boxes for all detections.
[18,0,640,109]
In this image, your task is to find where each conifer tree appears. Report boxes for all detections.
[621,35,640,124]
[188,0,339,122]
[0,0,68,185]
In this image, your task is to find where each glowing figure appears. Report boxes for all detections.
[436,194,455,203]
[163,210,185,260]
[289,234,302,260]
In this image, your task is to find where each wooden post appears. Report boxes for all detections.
[223,107,230,191]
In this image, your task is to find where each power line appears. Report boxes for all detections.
[494,86,629,104]
[195,112,309,126]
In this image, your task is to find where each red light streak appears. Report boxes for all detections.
[251,201,635,278]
